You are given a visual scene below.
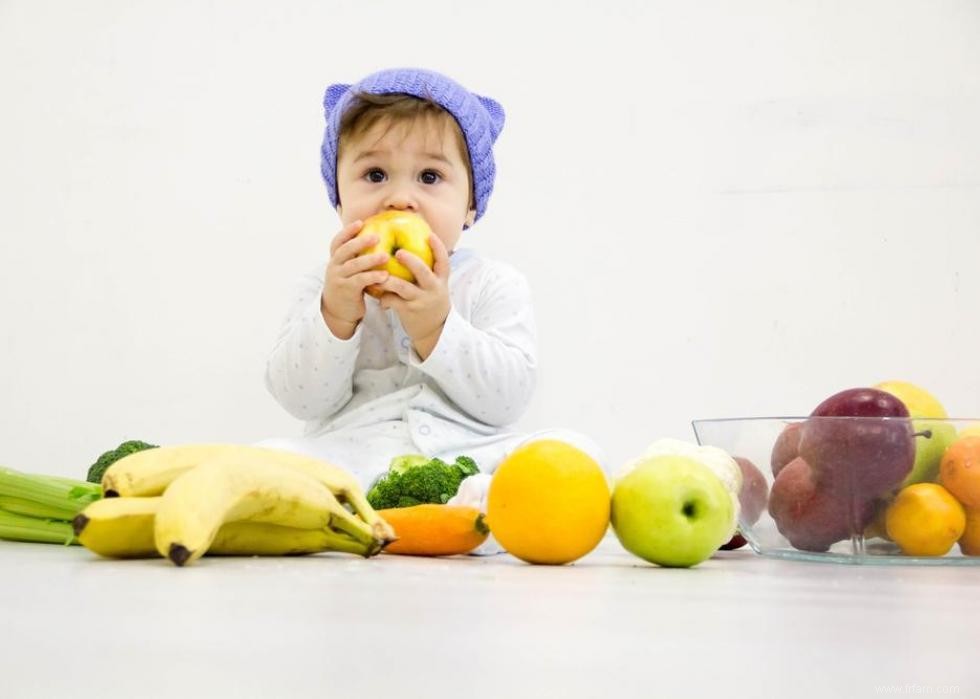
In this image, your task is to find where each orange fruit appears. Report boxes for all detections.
[939,436,980,508]
[885,483,966,556]
[486,439,610,565]
[960,508,980,556]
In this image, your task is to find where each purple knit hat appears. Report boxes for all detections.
[320,68,505,223]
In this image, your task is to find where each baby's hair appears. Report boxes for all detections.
[338,93,474,208]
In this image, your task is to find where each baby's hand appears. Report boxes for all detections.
[320,220,390,339]
[376,233,451,359]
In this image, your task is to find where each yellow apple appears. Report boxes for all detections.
[357,211,434,298]
[874,380,947,419]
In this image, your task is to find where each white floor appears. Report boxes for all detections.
[4,535,979,699]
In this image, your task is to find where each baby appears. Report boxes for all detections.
[261,68,601,494]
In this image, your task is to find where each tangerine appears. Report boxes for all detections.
[939,436,980,508]
[486,440,610,565]
[885,483,965,556]
[960,507,980,556]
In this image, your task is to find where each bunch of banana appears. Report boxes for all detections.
[72,444,396,566]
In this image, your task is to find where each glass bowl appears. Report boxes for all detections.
[691,417,980,565]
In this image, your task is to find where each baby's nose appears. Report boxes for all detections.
[383,186,418,211]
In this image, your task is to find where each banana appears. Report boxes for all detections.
[154,459,381,566]
[101,443,396,543]
[73,497,157,557]
[210,522,374,557]
[73,496,377,559]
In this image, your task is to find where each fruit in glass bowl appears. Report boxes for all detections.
[797,387,916,503]
[692,385,980,564]
[719,456,769,550]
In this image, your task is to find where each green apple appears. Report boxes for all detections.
[634,438,743,522]
[902,419,957,487]
[874,380,955,487]
[611,455,735,568]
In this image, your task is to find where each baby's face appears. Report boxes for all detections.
[336,116,475,253]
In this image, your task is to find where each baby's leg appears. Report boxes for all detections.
[252,436,327,459]
[436,428,607,476]
[252,426,416,490]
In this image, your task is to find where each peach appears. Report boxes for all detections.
[718,457,770,551]
[767,456,874,553]
[770,422,802,478]
[734,456,769,525]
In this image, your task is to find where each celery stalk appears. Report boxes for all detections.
[0,467,101,515]
[0,495,79,521]
[0,509,77,545]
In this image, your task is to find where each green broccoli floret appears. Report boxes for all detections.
[366,454,481,510]
[388,454,430,475]
[86,440,159,484]
[365,469,406,510]
[454,455,479,478]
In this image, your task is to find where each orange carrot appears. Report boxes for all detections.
[379,504,489,556]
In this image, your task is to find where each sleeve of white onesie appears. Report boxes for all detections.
[264,268,361,421]
[417,262,537,427]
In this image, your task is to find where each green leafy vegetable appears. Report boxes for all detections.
[0,467,101,514]
[0,509,76,545]
[86,440,158,484]
[366,454,480,510]
[0,466,103,546]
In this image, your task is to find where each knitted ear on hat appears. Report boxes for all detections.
[320,83,353,210]
[324,83,351,114]
[476,95,506,139]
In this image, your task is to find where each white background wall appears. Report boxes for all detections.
[1,0,978,478]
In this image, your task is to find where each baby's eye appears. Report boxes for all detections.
[365,168,386,183]
[419,170,442,185]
